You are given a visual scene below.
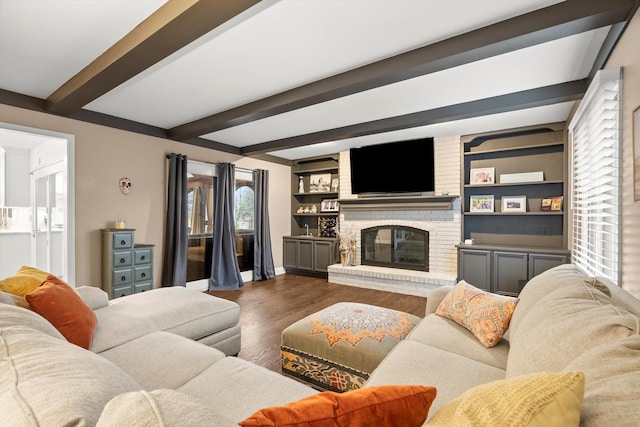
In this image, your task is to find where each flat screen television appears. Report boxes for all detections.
[349,137,435,195]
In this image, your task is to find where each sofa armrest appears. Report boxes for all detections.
[425,286,454,315]
[75,286,109,310]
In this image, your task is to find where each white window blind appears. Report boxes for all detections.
[568,68,621,283]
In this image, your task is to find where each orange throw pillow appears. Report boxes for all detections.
[26,275,98,349]
[239,385,436,427]
[436,280,518,348]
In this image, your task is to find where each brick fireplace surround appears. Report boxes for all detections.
[328,137,461,297]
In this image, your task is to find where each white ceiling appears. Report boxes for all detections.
[0,0,634,162]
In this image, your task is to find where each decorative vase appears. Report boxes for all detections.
[340,250,348,267]
[298,176,305,193]
[349,240,357,266]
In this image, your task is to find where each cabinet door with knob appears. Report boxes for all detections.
[102,229,154,298]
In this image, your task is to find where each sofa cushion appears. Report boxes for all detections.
[0,325,140,426]
[97,389,237,427]
[26,275,98,349]
[0,299,65,341]
[435,281,518,347]
[240,385,437,427]
[506,281,639,378]
[408,315,509,370]
[0,290,29,308]
[90,287,239,353]
[178,356,317,422]
[75,285,110,310]
[0,265,50,296]
[365,340,506,419]
[100,331,226,390]
[427,371,584,427]
[564,335,640,426]
[508,264,591,337]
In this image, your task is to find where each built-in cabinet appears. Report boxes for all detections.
[102,229,154,299]
[286,155,340,278]
[283,236,339,277]
[457,245,568,296]
[458,124,570,295]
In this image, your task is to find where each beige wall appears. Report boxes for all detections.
[605,8,640,298]
[0,104,291,287]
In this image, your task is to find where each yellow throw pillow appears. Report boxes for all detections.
[427,371,584,427]
[240,385,437,427]
[0,266,50,296]
[435,280,518,347]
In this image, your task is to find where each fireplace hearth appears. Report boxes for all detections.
[361,226,429,272]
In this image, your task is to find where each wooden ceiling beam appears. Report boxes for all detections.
[46,0,260,115]
[169,0,634,140]
[239,80,587,156]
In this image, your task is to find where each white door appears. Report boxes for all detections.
[32,162,66,278]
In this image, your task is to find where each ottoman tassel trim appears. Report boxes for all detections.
[281,346,369,392]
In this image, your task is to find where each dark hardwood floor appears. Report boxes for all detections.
[207,274,427,373]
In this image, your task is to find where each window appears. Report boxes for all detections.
[568,68,621,283]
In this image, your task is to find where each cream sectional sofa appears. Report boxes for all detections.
[2,265,640,425]
[0,286,317,426]
[366,264,640,425]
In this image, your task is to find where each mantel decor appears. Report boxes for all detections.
[339,195,458,212]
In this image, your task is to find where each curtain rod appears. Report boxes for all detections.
[166,154,254,174]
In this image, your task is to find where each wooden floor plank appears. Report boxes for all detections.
[207,274,427,373]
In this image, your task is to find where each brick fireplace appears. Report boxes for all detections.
[327,136,462,297]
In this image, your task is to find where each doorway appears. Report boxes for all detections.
[0,123,74,283]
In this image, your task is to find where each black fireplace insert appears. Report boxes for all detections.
[361,226,429,271]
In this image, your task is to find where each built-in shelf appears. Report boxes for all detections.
[464,211,563,216]
[464,141,564,157]
[339,195,459,212]
[293,213,339,217]
[464,180,563,188]
[294,192,339,197]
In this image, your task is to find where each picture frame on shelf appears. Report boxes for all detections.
[321,199,339,212]
[469,195,494,212]
[470,167,495,185]
[634,106,640,201]
[501,195,527,213]
[541,197,552,211]
[550,196,563,211]
[309,173,331,192]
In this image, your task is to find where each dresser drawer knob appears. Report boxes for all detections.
[140,255,145,261]
[120,258,125,263]
[120,240,126,245]
[120,276,126,281]
[141,272,146,278]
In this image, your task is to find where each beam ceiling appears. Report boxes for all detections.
[169,0,634,141]
[45,0,260,115]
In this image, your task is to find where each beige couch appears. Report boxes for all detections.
[0,286,317,426]
[2,265,639,425]
[366,264,640,425]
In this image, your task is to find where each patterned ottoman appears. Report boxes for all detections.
[281,302,421,392]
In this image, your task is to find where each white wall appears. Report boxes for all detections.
[605,8,640,298]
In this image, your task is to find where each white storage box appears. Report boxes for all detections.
[499,171,544,183]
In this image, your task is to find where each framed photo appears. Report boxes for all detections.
[469,195,494,212]
[309,173,331,192]
[470,167,495,185]
[321,199,339,212]
[501,195,527,213]
[634,106,640,200]
[550,196,563,211]
[541,197,552,211]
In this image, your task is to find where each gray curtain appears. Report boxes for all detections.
[162,153,188,287]
[209,163,244,290]
[253,169,275,280]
